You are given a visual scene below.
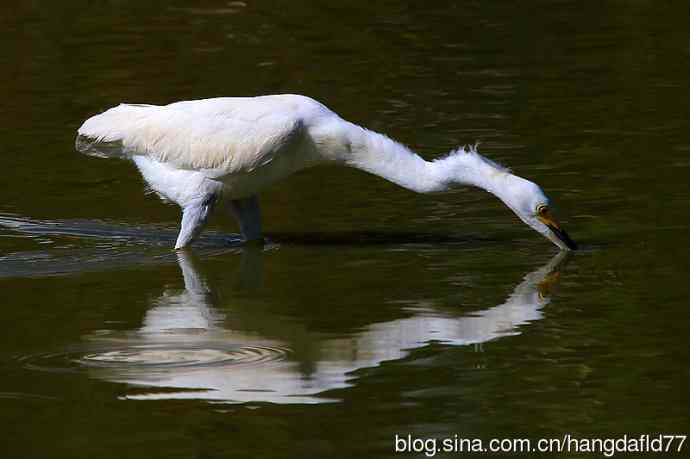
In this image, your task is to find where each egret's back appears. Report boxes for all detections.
[76,95,328,175]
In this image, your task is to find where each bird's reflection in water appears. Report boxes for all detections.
[80,250,568,404]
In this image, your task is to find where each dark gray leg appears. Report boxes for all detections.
[227,195,262,242]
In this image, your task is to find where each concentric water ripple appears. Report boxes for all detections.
[18,344,290,374]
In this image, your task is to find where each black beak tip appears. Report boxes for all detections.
[549,225,577,251]
[564,236,578,251]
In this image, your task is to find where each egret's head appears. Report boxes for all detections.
[436,146,577,250]
[499,175,577,251]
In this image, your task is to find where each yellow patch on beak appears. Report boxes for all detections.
[537,207,578,250]
[537,209,562,230]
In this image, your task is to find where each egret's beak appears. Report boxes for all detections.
[538,209,577,250]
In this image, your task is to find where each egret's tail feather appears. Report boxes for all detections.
[75,133,128,159]
[75,103,157,159]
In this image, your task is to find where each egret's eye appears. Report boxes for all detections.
[537,205,548,216]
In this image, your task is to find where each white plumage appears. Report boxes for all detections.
[76,94,576,250]
[77,96,322,173]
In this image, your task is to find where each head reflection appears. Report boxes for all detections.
[81,249,569,404]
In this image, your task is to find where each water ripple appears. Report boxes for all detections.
[18,344,289,374]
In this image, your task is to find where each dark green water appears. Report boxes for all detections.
[1,1,689,458]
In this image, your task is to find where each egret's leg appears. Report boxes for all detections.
[227,196,263,242]
[175,194,216,249]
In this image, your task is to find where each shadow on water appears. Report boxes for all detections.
[0,213,244,278]
[268,231,504,247]
[0,213,511,278]
[16,244,569,404]
[0,212,245,248]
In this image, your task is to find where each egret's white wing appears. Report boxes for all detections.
[76,98,304,175]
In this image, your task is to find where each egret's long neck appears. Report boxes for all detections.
[339,122,510,195]
[341,123,444,193]
[431,147,513,198]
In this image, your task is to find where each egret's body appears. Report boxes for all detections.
[76,94,576,250]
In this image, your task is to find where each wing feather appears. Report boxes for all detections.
[76,98,303,174]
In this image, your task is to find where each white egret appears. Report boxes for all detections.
[76,94,576,250]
